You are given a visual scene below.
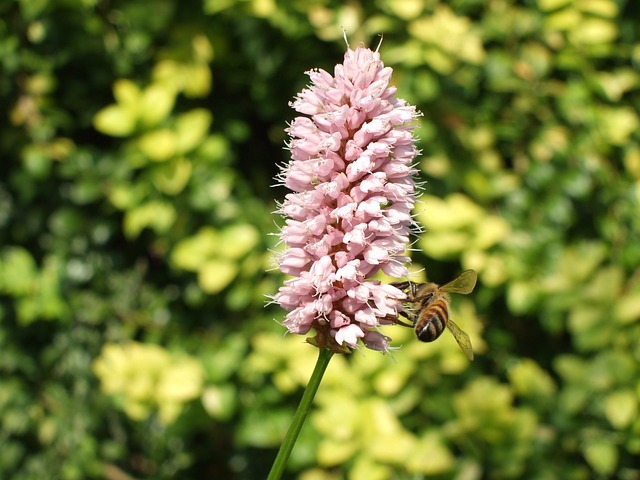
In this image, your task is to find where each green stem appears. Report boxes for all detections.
[267,348,334,480]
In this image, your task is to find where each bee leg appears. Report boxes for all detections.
[389,281,410,289]
[390,314,414,328]
[379,313,413,328]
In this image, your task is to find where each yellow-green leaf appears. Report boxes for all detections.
[596,69,640,102]
[537,0,572,11]
[175,109,212,154]
[138,128,177,162]
[123,400,152,421]
[218,224,260,260]
[406,432,454,474]
[507,281,539,314]
[471,215,510,250]
[544,8,581,31]
[386,0,423,20]
[605,390,638,429]
[107,182,148,210]
[613,293,640,325]
[350,458,390,480]
[425,194,484,231]
[599,106,639,146]
[624,145,640,179]
[171,227,219,271]
[577,0,618,17]
[183,64,212,98]
[152,157,192,195]
[198,259,238,293]
[569,18,617,45]
[408,6,485,65]
[202,385,236,421]
[123,201,176,238]
[113,78,141,105]
[508,358,557,399]
[317,434,359,466]
[192,34,214,63]
[582,439,618,476]
[0,247,38,295]
[139,83,176,128]
[156,359,204,403]
[93,104,136,137]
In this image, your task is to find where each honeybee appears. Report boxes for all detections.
[391,270,477,360]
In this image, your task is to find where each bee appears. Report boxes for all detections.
[391,270,477,360]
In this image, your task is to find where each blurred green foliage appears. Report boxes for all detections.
[1,0,639,479]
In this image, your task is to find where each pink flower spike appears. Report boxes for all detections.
[273,44,421,353]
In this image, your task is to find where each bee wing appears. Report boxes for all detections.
[446,319,474,361]
[441,270,477,295]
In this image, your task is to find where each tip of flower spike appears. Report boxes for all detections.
[375,33,383,53]
[342,27,349,48]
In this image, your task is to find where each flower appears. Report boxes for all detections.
[273,45,421,353]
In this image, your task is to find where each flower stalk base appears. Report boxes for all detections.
[267,348,334,480]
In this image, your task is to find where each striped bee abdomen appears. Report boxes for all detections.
[415,300,448,342]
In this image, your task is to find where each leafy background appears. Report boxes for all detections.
[1,0,640,479]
